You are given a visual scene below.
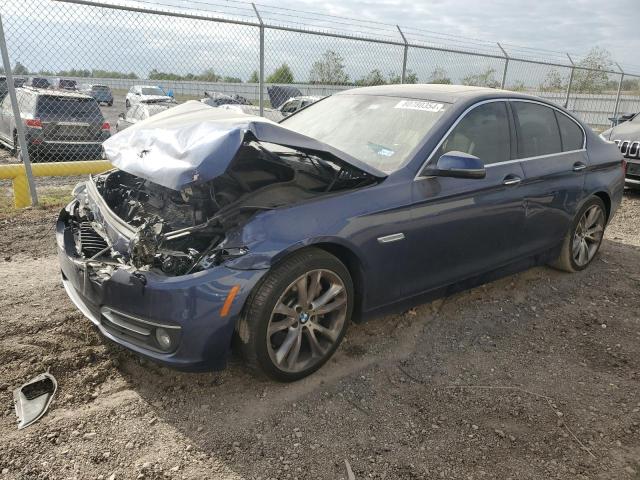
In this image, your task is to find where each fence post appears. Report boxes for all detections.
[251,3,264,116]
[397,25,408,84]
[0,13,38,207]
[564,54,575,109]
[497,43,509,89]
[612,63,624,125]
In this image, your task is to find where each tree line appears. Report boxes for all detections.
[6,47,637,94]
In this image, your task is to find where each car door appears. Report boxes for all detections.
[510,100,587,253]
[404,100,529,296]
[0,94,13,142]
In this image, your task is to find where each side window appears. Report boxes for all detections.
[512,102,561,158]
[555,111,584,151]
[433,101,510,165]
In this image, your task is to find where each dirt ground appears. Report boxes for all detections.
[1,190,639,480]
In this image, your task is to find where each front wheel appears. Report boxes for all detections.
[237,248,353,381]
[551,196,606,272]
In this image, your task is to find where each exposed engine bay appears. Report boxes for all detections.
[69,141,376,276]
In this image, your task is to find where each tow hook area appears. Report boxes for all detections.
[13,373,57,430]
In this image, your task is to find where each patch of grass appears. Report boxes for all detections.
[0,186,71,217]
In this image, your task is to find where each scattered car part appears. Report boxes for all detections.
[13,373,57,429]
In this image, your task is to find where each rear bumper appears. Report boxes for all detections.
[56,204,268,371]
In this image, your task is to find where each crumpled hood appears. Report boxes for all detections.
[103,101,385,190]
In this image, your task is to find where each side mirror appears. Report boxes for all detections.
[423,151,486,179]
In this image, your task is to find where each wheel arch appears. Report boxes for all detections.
[592,190,611,221]
[269,239,368,322]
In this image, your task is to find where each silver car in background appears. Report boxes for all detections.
[125,85,174,109]
[601,114,640,189]
[115,101,176,131]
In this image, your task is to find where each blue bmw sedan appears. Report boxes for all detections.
[57,84,624,381]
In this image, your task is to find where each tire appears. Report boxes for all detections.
[550,196,607,272]
[108,101,113,107]
[237,248,354,381]
[125,99,130,109]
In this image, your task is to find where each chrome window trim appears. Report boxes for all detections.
[414,97,587,181]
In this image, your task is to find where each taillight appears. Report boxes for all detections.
[101,122,110,130]
[24,118,42,129]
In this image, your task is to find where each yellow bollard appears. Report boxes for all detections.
[0,160,113,208]
[12,170,30,208]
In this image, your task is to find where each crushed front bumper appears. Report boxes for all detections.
[56,204,267,371]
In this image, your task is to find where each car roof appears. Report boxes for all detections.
[19,86,94,99]
[336,84,537,104]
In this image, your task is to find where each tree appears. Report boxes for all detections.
[428,68,451,84]
[461,67,500,88]
[266,63,294,84]
[222,76,242,83]
[389,70,418,84]
[13,62,28,75]
[309,50,349,85]
[540,69,565,92]
[572,47,613,94]
[508,80,527,92]
[355,69,386,86]
[405,70,418,84]
[248,70,259,83]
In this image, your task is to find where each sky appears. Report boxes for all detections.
[2,0,640,82]
[250,0,640,69]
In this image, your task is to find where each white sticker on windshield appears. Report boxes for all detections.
[394,100,445,112]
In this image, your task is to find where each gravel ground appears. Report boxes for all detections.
[0,191,639,480]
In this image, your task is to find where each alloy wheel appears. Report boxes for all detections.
[266,269,348,373]
[572,204,605,267]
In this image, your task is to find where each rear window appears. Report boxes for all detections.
[36,96,102,119]
[141,87,165,96]
[31,78,50,88]
[59,79,76,89]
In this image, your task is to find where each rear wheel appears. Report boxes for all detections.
[551,196,606,272]
[237,248,353,381]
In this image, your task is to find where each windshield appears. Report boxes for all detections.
[281,94,448,173]
[92,85,110,92]
[141,87,165,96]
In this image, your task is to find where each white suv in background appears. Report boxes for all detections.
[125,85,174,108]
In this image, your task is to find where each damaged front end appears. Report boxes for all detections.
[57,102,382,369]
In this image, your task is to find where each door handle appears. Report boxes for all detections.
[502,174,522,186]
[573,162,587,172]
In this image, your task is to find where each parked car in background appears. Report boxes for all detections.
[267,85,322,116]
[26,77,51,89]
[14,78,26,88]
[216,103,284,122]
[80,84,113,106]
[116,101,176,131]
[53,78,78,91]
[608,112,636,127]
[601,115,640,189]
[125,85,174,109]
[58,85,623,381]
[0,87,110,161]
[278,95,322,117]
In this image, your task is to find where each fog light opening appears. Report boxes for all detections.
[155,328,172,351]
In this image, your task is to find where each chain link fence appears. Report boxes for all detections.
[0,0,639,208]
